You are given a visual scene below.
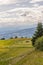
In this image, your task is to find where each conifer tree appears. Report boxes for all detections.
[32,22,43,46]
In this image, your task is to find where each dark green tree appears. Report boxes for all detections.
[1,38,5,40]
[32,22,43,46]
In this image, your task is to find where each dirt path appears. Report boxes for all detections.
[8,48,35,65]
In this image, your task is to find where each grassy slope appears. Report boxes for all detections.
[0,38,43,65]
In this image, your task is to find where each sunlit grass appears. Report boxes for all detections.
[0,38,43,65]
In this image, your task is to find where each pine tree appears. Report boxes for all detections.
[32,22,43,46]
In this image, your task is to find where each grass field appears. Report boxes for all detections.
[0,38,43,65]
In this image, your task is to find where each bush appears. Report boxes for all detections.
[35,36,43,51]
[26,40,29,43]
[1,38,5,40]
[15,36,18,38]
[10,37,13,39]
[21,37,24,38]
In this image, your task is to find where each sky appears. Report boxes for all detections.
[0,0,43,30]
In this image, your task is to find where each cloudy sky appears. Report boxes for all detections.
[0,0,43,30]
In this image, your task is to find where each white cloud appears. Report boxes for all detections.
[0,0,43,28]
[30,0,43,3]
[33,4,39,7]
[0,0,19,5]
[0,8,43,28]
[0,0,29,5]
[0,0,42,5]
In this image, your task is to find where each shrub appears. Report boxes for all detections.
[35,36,43,51]
[21,37,24,38]
[26,40,29,43]
[10,37,13,39]
[15,36,18,38]
[1,38,5,40]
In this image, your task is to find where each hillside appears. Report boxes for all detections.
[0,27,35,39]
[0,38,43,65]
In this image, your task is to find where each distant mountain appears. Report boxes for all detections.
[0,27,36,39]
[15,27,36,37]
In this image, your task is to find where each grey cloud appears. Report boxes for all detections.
[0,0,43,13]
[0,0,43,28]
[35,1,43,6]
[0,0,33,12]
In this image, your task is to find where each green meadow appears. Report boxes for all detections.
[0,38,43,65]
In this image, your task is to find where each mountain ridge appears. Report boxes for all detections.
[0,27,36,39]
